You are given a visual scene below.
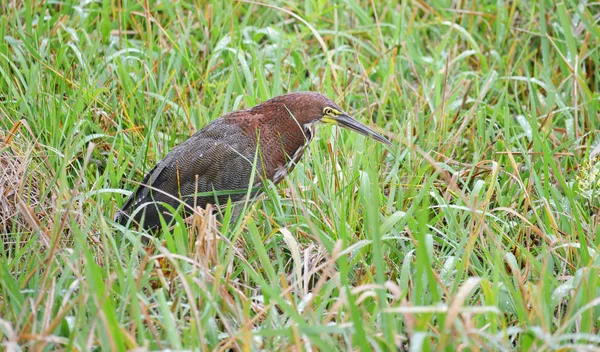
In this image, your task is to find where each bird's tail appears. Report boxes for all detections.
[113,209,130,226]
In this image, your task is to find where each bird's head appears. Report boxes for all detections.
[271,92,392,146]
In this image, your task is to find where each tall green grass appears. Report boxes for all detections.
[1,0,599,350]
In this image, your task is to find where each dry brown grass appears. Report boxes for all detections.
[0,124,53,247]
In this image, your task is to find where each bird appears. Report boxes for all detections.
[115,92,391,230]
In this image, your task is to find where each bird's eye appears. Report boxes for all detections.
[323,107,332,115]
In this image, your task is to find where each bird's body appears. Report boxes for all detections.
[115,92,390,230]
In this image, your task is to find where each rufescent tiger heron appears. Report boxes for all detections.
[115,92,392,230]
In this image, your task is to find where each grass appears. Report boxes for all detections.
[1,0,599,350]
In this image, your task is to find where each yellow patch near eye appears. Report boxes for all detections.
[322,116,338,125]
[324,107,341,116]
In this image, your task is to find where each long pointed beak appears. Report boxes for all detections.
[331,114,392,146]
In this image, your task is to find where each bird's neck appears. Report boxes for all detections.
[258,116,315,183]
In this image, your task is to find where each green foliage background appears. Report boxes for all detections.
[0,0,599,350]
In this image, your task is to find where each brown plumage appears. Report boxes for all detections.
[115,92,391,230]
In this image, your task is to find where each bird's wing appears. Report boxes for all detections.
[116,119,261,226]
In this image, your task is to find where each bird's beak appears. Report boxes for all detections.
[325,113,392,146]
